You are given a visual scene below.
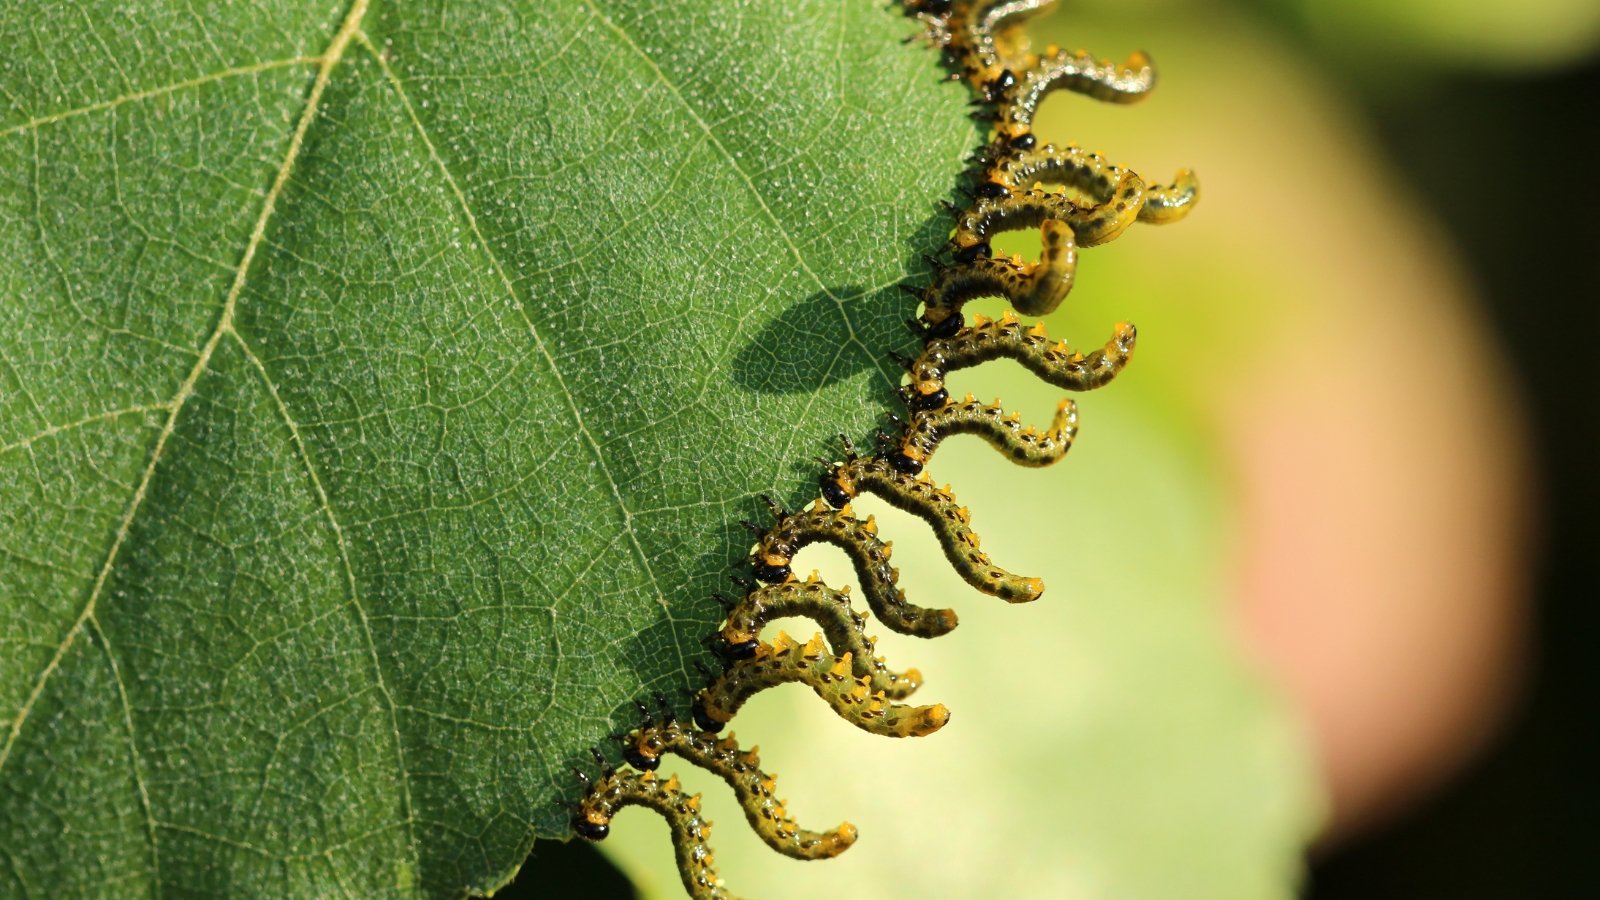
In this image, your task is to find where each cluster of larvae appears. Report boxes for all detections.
[563,2,1196,896]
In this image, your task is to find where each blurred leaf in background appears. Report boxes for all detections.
[1279,0,1600,72]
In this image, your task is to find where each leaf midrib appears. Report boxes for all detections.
[0,0,420,884]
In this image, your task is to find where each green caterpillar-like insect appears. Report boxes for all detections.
[565,3,1198,896]
[746,496,960,638]
[819,443,1050,604]
[717,577,925,699]
[694,630,952,738]
[612,698,859,860]
[902,311,1137,409]
[568,759,728,898]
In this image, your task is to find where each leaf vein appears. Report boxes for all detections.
[0,56,324,140]
[86,615,162,891]
[0,403,174,458]
[579,0,897,399]
[357,31,693,683]
[228,328,420,869]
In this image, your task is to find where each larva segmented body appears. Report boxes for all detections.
[904,312,1137,409]
[986,142,1199,225]
[718,579,924,699]
[912,218,1077,320]
[914,0,1055,75]
[893,392,1079,474]
[747,499,960,638]
[821,454,1045,603]
[567,4,1197,895]
[616,714,858,860]
[998,46,1157,131]
[694,632,951,738]
[570,764,728,899]
[956,167,1147,249]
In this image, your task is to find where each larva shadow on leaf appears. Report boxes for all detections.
[729,286,912,397]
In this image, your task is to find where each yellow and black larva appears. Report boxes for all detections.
[744,495,959,638]
[564,3,1197,896]
[891,390,1079,472]
[716,578,925,699]
[954,143,1199,248]
[569,761,728,898]
[818,443,1047,603]
[693,631,952,738]
[903,311,1138,410]
[611,699,859,860]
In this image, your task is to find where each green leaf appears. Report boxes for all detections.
[0,1,974,894]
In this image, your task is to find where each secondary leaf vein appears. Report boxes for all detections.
[0,56,324,140]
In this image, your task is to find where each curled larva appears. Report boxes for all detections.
[987,141,1130,193]
[911,217,1077,322]
[894,393,1079,474]
[954,168,1147,252]
[995,46,1156,137]
[905,312,1137,408]
[570,764,729,899]
[693,631,951,738]
[616,710,858,860]
[913,1,1056,84]
[717,579,924,700]
[820,453,1046,603]
[982,141,1196,227]
[745,498,959,638]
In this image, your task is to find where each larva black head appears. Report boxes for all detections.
[953,241,991,264]
[622,743,661,772]
[750,560,792,583]
[573,818,610,841]
[1010,131,1037,151]
[984,69,1017,103]
[973,181,1009,200]
[693,698,724,733]
[912,0,953,16]
[818,470,851,508]
[907,386,948,413]
[720,636,760,660]
[922,311,963,341]
[886,451,924,476]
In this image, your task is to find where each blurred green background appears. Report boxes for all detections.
[516,0,1599,896]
